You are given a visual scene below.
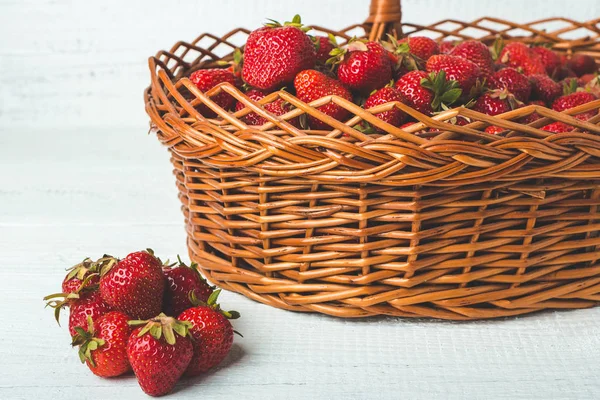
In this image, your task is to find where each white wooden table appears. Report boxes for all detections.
[2,1,600,399]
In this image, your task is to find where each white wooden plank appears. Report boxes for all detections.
[1,225,599,400]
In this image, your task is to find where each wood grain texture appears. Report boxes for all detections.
[2,0,600,398]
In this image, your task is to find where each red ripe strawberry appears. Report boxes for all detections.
[334,40,392,94]
[394,70,462,115]
[426,54,481,93]
[529,74,562,105]
[127,314,193,397]
[189,68,238,116]
[71,311,132,377]
[163,256,213,317]
[519,100,545,124]
[472,92,511,116]
[531,47,561,76]
[100,250,165,320]
[395,71,433,114]
[178,290,239,375]
[485,125,505,134]
[294,69,352,129]
[61,257,102,294]
[450,40,494,78]
[552,91,598,121]
[489,68,532,102]
[439,40,456,54]
[499,42,546,76]
[234,89,299,127]
[398,36,440,61]
[542,121,573,133]
[68,291,112,337]
[242,15,316,91]
[363,86,407,132]
[567,54,597,77]
[314,35,336,64]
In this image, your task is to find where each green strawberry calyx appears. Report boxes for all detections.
[264,14,311,33]
[43,272,101,325]
[71,316,105,367]
[128,313,192,345]
[382,34,423,72]
[420,70,463,111]
[326,37,367,65]
[188,289,241,320]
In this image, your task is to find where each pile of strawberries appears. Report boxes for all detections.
[190,15,599,136]
[44,250,239,397]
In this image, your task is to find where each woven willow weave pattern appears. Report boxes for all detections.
[145,2,600,319]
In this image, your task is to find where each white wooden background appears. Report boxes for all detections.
[1,1,600,399]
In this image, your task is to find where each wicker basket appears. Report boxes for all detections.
[145,0,600,319]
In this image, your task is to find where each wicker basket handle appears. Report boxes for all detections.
[365,0,402,41]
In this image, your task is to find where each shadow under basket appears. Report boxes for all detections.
[145,0,600,319]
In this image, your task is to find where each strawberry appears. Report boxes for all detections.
[394,70,462,115]
[531,47,561,76]
[61,257,102,294]
[552,91,598,121]
[426,54,481,93]
[363,86,407,132]
[529,74,562,105]
[294,69,352,129]
[333,40,392,94]
[127,314,193,397]
[71,312,132,378]
[313,35,336,64]
[519,100,545,124]
[235,89,300,127]
[178,290,239,376]
[499,42,546,76]
[567,54,598,77]
[439,41,456,54]
[472,91,511,116]
[68,291,112,337]
[397,36,440,61]
[489,68,532,102]
[189,68,238,116]
[542,121,573,133]
[485,125,505,134]
[450,40,494,78]
[100,250,165,320]
[163,256,213,317]
[242,15,316,91]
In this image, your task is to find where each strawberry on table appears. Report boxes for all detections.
[178,290,240,376]
[127,314,194,397]
[331,39,392,94]
[425,54,481,94]
[294,69,353,129]
[100,250,165,320]
[71,312,132,378]
[242,15,316,91]
[162,256,214,317]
